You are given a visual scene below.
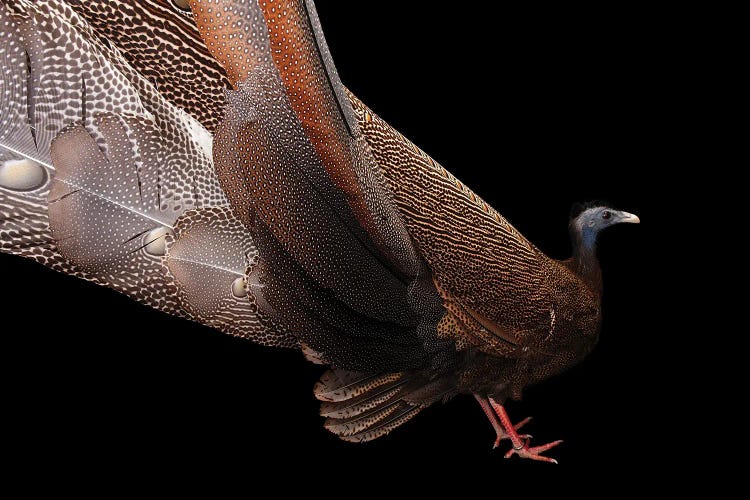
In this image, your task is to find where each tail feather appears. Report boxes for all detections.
[314,368,457,443]
[324,401,405,438]
[338,404,423,443]
[313,370,404,403]
[320,382,407,419]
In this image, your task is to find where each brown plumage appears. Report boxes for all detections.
[185,0,640,458]
[0,0,639,462]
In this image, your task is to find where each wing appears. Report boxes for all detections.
[0,0,293,347]
[189,0,552,361]
[186,0,462,441]
[348,93,557,358]
[191,0,419,279]
[188,0,456,372]
[61,0,231,132]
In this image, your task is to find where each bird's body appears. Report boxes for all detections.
[348,91,605,396]
[0,0,639,461]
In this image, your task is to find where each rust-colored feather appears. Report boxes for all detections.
[0,1,636,457]
[189,0,418,278]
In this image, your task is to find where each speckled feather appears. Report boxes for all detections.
[190,0,456,377]
[62,0,231,132]
[190,0,420,280]
[1,0,610,445]
[188,0,603,437]
[0,0,291,348]
[166,206,296,347]
[2,0,222,315]
[347,93,602,396]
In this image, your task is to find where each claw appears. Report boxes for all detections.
[475,395,536,449]
[486,396,563,464]
[504,439,563,463]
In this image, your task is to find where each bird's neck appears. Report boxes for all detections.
[571,225,602,292]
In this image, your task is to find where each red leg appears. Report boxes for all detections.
[474,395,531,449]
[488,397,562,464]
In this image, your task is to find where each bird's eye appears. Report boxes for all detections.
[602,211,611,220]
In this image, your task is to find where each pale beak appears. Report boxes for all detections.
[616,211,640,224]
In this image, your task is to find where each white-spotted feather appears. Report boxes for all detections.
[1,0,291,348]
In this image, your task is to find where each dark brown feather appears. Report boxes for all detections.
[348,92,603,397]
[0,0,620,447]
[189,0,419,280]
[188,0,605,437]
[63,0,231,132]
[192,0,456,377]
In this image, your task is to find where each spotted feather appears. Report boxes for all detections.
[1,0,291,347]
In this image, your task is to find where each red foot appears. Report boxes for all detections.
[503,437,563,464]
[494,416,532,449]
[473,395,562,464]
[474,395,532,448]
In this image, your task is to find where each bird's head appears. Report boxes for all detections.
[570,202,640,254]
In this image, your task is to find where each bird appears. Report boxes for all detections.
[0,0,639,463]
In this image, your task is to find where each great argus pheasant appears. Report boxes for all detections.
[0,0,639,463]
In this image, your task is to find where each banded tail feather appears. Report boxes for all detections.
[315,369,456,442]
[314,370,423,442]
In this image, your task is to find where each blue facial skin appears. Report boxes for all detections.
[574,206,640,248]
[571,206,640,279]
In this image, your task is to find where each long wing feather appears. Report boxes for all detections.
[0,1,96,277]
[1,0,217,312]
[62,0,231,132]
[165,206,296,347]
[48,114,193,314]
[187,0,455,373]
[0,0,291,347]
[189,0,418,279]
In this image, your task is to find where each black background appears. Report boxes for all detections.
[2,0,676,482]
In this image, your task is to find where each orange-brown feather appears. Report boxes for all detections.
[189,0,391,264]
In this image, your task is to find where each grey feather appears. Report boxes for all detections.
[1,1,290,348]
[166,206,297,347]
